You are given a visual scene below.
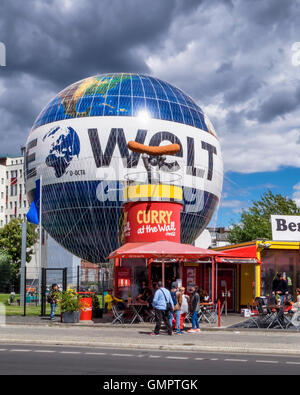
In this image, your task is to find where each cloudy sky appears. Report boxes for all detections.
[0,0,300,226]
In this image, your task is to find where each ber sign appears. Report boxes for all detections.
[271,215,300,241]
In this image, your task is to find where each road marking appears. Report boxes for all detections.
[60,351,81,354]
[0,349,7,352]
[194,358,204,360]
[286,361,300,365]
[149,355,161,358]
[166,356,189,360]
[256,360,278,364]
[112,353,134,357]
[225,359,248,362]
[34,350,55,353]
[85,352,107,356]
[210,358,219,361]
[10,349,32,352]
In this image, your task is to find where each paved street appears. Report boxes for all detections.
[0,343,300,375]
[1,324,300,355]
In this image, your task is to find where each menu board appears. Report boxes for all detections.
[186,267,196,293]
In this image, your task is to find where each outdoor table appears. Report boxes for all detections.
[127,303,148,324]
[198,303,216,324]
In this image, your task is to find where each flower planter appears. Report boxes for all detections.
[61,311,81,323]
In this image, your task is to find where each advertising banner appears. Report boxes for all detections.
[271,215,300,241]
[124,201,182,243]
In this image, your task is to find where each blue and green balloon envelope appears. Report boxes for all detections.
[25,73,223,263]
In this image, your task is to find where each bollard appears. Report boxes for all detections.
[218,300,221,327]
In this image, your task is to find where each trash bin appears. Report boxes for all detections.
[78,292,95,321]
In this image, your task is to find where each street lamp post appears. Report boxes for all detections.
[20,220,27,307]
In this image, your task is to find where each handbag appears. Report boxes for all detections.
[160,289,173,312]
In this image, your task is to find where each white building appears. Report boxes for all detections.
[0,155,28,227]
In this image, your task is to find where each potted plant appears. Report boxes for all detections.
[127,291,132,304]
[92,294,103,319]
[60,289,81,323]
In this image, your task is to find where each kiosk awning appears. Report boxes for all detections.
[108,240,221,260]
[214,244,260,264]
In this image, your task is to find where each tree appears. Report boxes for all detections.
[0,249,11,293]
[0,218,38,291]
[228,190,300,244]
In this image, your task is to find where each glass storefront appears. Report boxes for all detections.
[261,249,300,298]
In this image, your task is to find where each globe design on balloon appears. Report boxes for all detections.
[43,126,80,178]
[25,73,223,263]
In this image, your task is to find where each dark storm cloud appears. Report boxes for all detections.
[0,0,202,155]
[1,0,202,86]
[247,88,300,123]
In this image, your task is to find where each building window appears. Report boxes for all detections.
[24,200,26,208]
[10,202,12,209]
[10,184,17,196]
[1,178,3,184]
[1,192,3,199]
[1,206,3,212]
[19,169,22,178]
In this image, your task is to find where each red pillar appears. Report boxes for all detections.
[212,258,215,303]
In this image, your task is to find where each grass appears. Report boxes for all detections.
[0,293,57,316]
[0,293,105,316]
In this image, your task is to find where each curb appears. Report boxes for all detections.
[4,322,300,334]
[1,337,300,356]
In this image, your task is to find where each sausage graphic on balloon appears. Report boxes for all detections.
[127,141,181,184]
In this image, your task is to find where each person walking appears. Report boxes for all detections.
[48,284,60,321]
[169,281,178,330]
[187,286,201,333]
[151,281,174,336]
[174,287,186,335]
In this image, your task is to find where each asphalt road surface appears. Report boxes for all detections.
[0,343,300,375]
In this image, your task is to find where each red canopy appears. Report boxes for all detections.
[215,244,259,264]
[108,240,221,260]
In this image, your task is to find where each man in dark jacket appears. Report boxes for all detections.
[187,286,201,333]
[272,273,288,304]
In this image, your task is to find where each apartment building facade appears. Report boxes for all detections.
[0,156,28,228]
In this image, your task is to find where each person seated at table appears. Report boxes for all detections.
[136,281,151,303]
[200,290,210,303]
[104,289,124,312]
[272,273,288,304]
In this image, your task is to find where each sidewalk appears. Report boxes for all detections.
[4,313,247,329]
[1,317,300,356]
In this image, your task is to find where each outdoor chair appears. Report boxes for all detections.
[267,308,285,329]
[112,303,125,324]
[184,312,192,324]
[199,304,219,326]
[246,302,273,328]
